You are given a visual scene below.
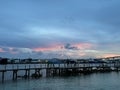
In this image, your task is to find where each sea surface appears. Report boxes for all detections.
[0,72,120,90]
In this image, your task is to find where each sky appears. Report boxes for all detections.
[0,0,120,59]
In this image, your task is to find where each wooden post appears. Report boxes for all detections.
[28,65,30,78]
[25,70,27,78]
[12,65,14,69]
[15,70,17,80]
[17,64,19,69]
[25,65,26,69]
[46,68,48,77]
[28,70,30,78]
[5,65,6,70]
[12,71,15,80]
[59,68,61,76]
[29,65,30,69]
[12,70,17,80]
[2,71,5,83]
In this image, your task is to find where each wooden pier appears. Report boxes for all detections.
[0,62,120,82]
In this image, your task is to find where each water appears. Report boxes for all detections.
[0,72,120,90]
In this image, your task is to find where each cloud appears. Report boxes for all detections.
[33,51,43,55]
[63,43,92,50]
[32,43,62,51]
[0,46,33,54]
[64,43,78,50]
[0,48,5,52]
[0,0,120,58]
[0,46,44,58]
[102,54,120,58]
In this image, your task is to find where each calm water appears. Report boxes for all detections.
[0,72,120,90]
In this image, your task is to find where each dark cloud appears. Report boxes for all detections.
[64,43,78,50]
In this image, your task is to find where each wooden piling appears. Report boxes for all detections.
[2,71,5,83]
[12,70,18,80]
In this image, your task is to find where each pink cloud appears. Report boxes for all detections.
[33,47,57,51]
[0,48,5,52]
[8,47,14,51]
[73,42,92,49]
[0,47,19,54]
[32,43,62,51]
[102,53,120,58]
[78,52,86,56]
[8,47,19,54]
[32,42,93,52]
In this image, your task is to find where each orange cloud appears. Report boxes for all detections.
[102,54,120,58]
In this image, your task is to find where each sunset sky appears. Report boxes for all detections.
[0,0,120,59]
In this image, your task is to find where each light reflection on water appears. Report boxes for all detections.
[0,72,120,90]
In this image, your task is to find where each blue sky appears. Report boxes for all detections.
[0,0,120,59]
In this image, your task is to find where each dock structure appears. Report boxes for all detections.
[0,60,120,82]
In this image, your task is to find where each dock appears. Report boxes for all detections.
[0,60,120,83]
